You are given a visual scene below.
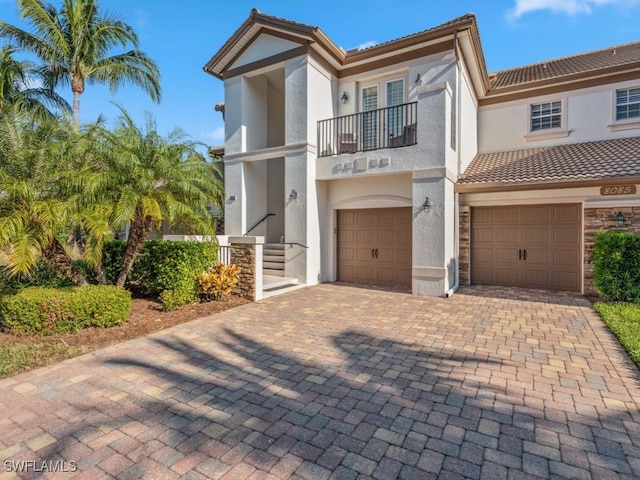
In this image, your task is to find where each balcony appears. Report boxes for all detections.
[317,102,417,158]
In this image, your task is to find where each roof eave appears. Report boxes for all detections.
[483,62,640,104]
[456,175,640,193]
[203,10,328,79]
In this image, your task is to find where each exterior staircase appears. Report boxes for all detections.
[263,243,286,277]
[262,243,300,296]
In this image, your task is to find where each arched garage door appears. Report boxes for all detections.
[338,207,412,286]
[471,204,582,292]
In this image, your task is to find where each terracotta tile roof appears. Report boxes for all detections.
[249,9,319,34]
[460,137,640,186]
[490,41,640,89]
[345,13,476,54]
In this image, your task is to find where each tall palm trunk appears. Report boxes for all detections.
[116,206,154,288]
[71,75,83,131]
[42,238,88,286]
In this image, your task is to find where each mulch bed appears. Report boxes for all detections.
[0,295,250,350]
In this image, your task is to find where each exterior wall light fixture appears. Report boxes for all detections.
[340,91,349,104]
[289,189,298,202]
[615,211,626,228]
[422,197,432,210]
[415,73,422,85]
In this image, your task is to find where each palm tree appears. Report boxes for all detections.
[95,108,224,288]
[0,109,79,281]
[0,109,110,285]
[0,45,70,119]
[0,0,161,129]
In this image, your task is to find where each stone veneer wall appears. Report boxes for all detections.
[584,206,640,294]
[230,244,256,300]
[459,209,470,285]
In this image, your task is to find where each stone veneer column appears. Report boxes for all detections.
[228,236,264,301]
[459,207,470,286]
[583,207,640,295]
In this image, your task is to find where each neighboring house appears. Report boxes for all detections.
[204,9,640,297]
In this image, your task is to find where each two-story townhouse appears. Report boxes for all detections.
[459,43,640,294]
[204,9,640,298]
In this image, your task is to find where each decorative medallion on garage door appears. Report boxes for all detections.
[471,204,581,292]
[338,207,412,286]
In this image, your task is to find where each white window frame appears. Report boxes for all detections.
[530,100,562,132]
[615,87,640,121]
[608,87,640,132]
[524,98,570,142]
[385,78,406,108]
[356,70,408,112]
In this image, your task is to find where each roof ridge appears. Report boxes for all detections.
[250,9,319,32]
[345,12,476,53]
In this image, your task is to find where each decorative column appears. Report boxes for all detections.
[228,236,264,301]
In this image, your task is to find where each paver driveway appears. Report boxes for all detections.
[1,284,639,480]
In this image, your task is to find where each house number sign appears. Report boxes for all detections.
[600,185,636,196]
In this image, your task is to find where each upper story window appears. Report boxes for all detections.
[530,101,562,131]
[616,88,640,121]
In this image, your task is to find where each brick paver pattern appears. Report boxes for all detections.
[1,284,639,479]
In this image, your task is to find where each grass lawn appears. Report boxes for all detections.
[594,302,640,365]
[0,342,86,377]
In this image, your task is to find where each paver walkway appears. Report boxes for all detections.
[1,284,639,480]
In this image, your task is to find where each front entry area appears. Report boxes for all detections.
[337,207,412,286]
[471,204,582,292]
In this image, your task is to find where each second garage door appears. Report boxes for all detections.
[338,207,412,286]
[471,204,582,291]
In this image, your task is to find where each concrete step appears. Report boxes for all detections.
[263,261,285,270]
[262,283,306,299]
[264,249,285,257]
[264,243,286,250]
[263,275,298,291]
[263,254,285,263]
[264,269,285,277]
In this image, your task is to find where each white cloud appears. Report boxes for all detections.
[508,0,640,18]
[355,40,378,51]
[201,126,225,144]
[133,9,150,29]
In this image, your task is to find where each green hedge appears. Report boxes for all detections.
[593,230,640,303]
[0,286,132,336]
[0,260,75,296]
[103,240,218,310]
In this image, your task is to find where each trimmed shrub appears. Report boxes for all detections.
[0,260,75,296]
[199,263,241,301]
[103,240,219,310]
[593,230,640,303]
[0,286,132,336]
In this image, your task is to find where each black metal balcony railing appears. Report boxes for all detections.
[317,102,417,158]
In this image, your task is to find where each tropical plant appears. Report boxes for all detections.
[0,0,161,128]
[94,107,224,288]
[0,45,70,119]
[199,262,241,301]
[0,110,111,285]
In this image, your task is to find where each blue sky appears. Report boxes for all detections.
[1,0,640,149]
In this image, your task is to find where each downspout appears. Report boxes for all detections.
[446,29,462,298]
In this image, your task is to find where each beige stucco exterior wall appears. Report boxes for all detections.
[479,79,640,154]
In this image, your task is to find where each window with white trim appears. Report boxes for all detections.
[616,87,640,121]
[530,101,562,131]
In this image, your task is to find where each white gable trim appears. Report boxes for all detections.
[230,34,303,70]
